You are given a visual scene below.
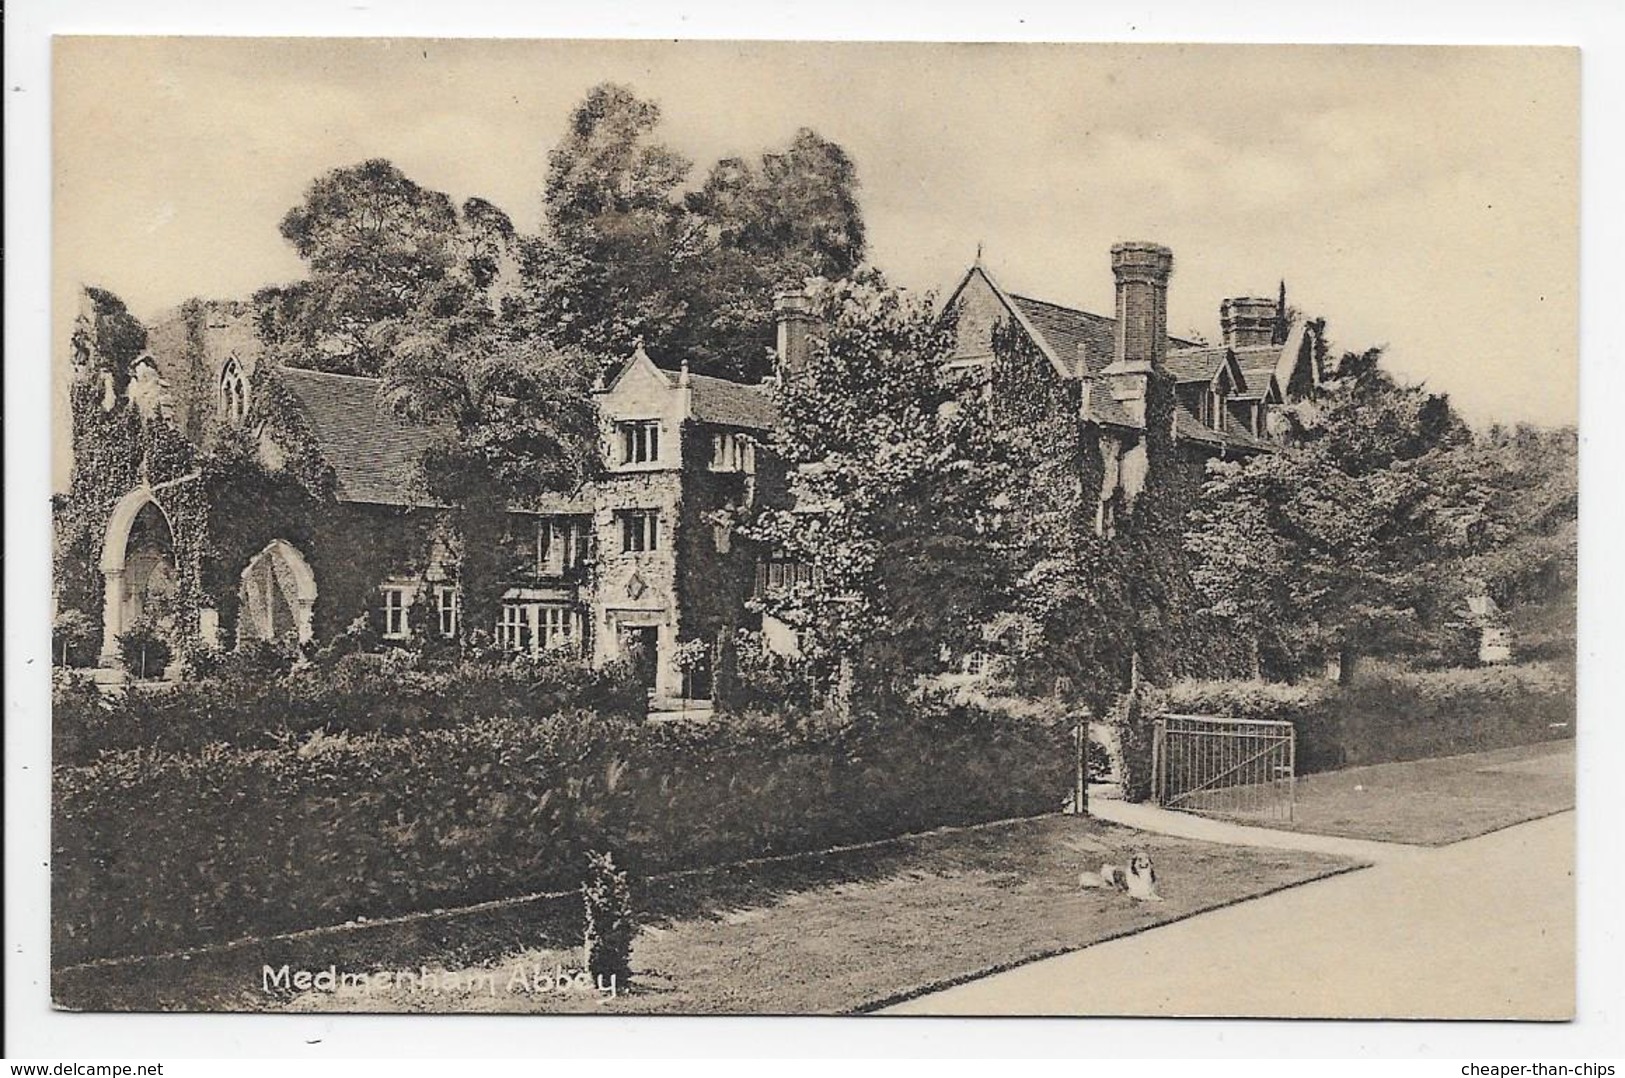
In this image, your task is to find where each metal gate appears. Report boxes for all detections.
[1152,714,1296,822]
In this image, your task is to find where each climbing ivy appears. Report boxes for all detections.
[989,317,1245,713]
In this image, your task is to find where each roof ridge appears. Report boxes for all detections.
[1008,292,1115,325]
[277,365,384,386]
[683,369,770,391]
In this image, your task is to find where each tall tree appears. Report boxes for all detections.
[523,84,697,361]
[741,274,1013,704]
[379,330,602,637]
[256,159,515,376]
[679,128,867,380]
[523,86,869,383]
[1186,347,1480,680]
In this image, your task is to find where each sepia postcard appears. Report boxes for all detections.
[46,37,1578,1021]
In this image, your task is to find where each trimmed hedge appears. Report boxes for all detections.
[53,649,645,768]
[53,699,1071,965]
[1162,661,1575,775]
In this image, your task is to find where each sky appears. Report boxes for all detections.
[53,39,1578,468]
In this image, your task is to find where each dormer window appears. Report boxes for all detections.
[220,357,249,425]
[618,420,660,465]
[710,432,756,473]
[1205,386,1228,431]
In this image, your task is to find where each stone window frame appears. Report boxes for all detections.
[709,431,757,474]
[219,356,250,425]
[497,601,583,656]
[537,516,591,576]
[618,508,660,554]
[497,602,530,653]
[617,419,661,466]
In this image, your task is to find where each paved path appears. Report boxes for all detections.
[1087,797,1429,863]
[884,809,1574,1019]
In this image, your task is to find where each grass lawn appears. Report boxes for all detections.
[1279,740,1575,846]
[56,813,1359,1015]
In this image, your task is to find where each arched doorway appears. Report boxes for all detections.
[237,539,317,649]
[99,486,180,665]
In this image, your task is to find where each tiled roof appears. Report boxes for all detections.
[1007,294,1200,378]
[275,367,446,506]
[683,371,778,430]
[1173,408,1272,453]
[957,267,1276,452]
[1232,346,1284,397]
[1081,382,1137,429]
[1164,347,1230,385]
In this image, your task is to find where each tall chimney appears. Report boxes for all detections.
[1103,242,1174,426]
[1220,296,1279,349]
[774,291,813,376]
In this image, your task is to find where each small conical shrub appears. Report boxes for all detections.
[581,850,634,985]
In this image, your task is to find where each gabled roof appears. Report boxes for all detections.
[944,262,1279,452]
[601,345,778,431]
[1164,347,1228,385]
[942,264,1199,383]
[275,367,446,507]
[1232,345,1287,401]
[1005,294,1117,378]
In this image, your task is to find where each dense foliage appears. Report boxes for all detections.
[1185,347,1577,681]
[741,276,1015,703]
[55,697,1071,963]
[253,86,866,386]
[1161,661,1574,774]
[254,159,521,376]
[526,84,867,381]
[53,649,645,768]
[581,851,635,983]
[379,331,603,636]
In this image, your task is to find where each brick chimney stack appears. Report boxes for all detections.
[773,291,813,377]
[1220,296,1279,348]
[1103,242,1174,426]
[1112,242,1175,369]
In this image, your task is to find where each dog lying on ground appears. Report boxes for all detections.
[1078,850,1164,902]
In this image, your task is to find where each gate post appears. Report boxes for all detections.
[1071,716,1089,816]
[1150,717,1165,806]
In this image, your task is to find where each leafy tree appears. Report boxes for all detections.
[1186,448,1432,681]
[379,330,601,638]
[521,84,697,361]
[678,129,867,379]
[740,275,1013,705]
[1183,346,1549,681]
[523,86,868,382]
[256,159,515,375]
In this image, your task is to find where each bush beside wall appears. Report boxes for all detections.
[1161,661,1574,776]
[53,698,1070,965]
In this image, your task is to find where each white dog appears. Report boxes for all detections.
[1079,850,1164,902]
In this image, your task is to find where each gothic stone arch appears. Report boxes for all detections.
[98,485,179,663]
[237,539,318,648]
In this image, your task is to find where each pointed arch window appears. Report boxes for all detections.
[220,357,249,425]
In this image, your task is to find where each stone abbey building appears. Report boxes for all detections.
[62,240,1324,703]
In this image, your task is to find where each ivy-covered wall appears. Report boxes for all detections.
[56,347,210,656]
[673,424,789,690]
[197,455,446,648]
[987,315,1248,706]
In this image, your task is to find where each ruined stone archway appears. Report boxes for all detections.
[98,485,179,664]
[237,539,317,649]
